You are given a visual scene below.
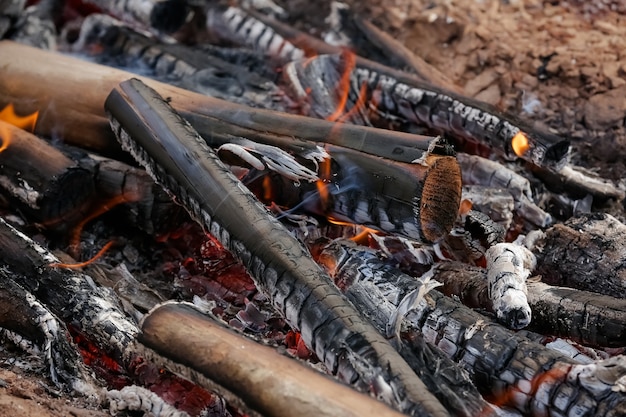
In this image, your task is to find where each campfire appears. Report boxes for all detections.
[0,1,625,416]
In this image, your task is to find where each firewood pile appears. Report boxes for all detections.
[0,0,625,416]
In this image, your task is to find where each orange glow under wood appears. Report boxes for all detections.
[325,49,357,122]
[315,156,332,209]
[0,103,39,153]
[49,240,115,269]
[66,192,141,257]
[511,131,530,157]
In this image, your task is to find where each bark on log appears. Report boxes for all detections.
[138,302,408,417]
[434,262,626,347]
[0,120,95,230]
[536,212,626,298]
[315,239,626,417]
[105,78,451,417]
[0,40,446,165]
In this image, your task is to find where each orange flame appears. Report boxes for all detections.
[0,103,39,153]
[511,131,530,157]
[326,49,357,122]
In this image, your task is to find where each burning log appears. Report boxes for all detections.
[457,153,552,228]
[0,119,95,230]
[137,301,407,417]
[315,239,626,416]
[105,78,451,417]
[286,53,570,170]
[536,212,626,297]
[434,261,626,347]
[0,41,453,163]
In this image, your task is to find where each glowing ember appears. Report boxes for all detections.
[49,240,116,269]
[458,198,473,216]
[0,103,39,153]
[511,131,530,157]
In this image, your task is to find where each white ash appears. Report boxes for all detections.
[486,243,535,330]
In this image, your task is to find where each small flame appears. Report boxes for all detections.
[315,156,332,209]
[326,49,357,122]
[0,103,39,153]
[511,131,530,157]
[458,199,473,216]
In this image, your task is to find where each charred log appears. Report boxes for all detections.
[0,269,97,392]
[434,261,626,347]
[535,212,626,297]
[0,120,95,231]
[83,0,189,34]
[0,217,138,361]
[105,78,451,417]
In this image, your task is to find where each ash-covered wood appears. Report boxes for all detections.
[0,268,97,392]
[72,13,285,111]
[0,217,139,360]
[105,78,451,417]
[435,261,626,347]
[536,212,626,297]
[0,120,95,230]
[139,302,407,417]
[83,0,189,34]
[315,239,626,416]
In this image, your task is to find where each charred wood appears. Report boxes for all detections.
[83,0,190,34]
[0,120,95,231]
[315,239,626,416]
[434,261,626,347]
[535,212,626,298]
[0,217,139,361]
[78,152,186,234]
[137,302,407,417]
[0,268,97,392]
[457,153,552,228]
[8,0,59,49]
[72,14,286,111]
[105,78,451,417]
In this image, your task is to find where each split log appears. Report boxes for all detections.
[0,120,95,230]
[105,78,451,417]
[434,262,626,347]
[536,212,626,298]
[0,41,449,164]
[137,302,407,417]
[315,239,626,417]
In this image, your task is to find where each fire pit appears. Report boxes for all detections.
[0,1,624,416]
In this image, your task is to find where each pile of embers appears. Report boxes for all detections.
[0,1,625,416]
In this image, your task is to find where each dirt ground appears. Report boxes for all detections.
[3,0,626,415]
